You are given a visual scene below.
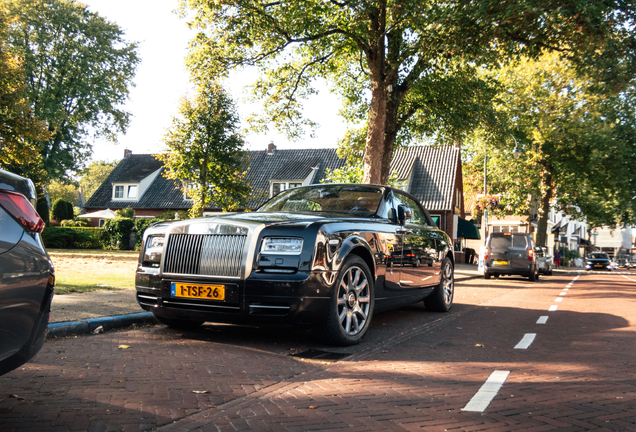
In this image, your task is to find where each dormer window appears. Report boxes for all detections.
[112,183,139,200]
[271,181,303,197]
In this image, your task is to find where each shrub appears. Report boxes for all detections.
[42,227,100,249]
[36,197,49,225]
[116,207,135,218]
[52,198,73,221]
[60,219,89,227]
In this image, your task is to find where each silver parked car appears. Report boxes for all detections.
[0,169,54,375]
[536,246,554,275]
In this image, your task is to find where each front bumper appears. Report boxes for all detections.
[135,269,332,325]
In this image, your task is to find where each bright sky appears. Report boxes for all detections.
[82,0,346,163]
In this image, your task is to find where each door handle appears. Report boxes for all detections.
[396,229,412,235]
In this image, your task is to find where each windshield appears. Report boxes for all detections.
[590,253,609,260]
[257,185,385,216]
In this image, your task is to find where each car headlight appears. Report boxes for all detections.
[142,235,165,267]
[261,237,303,255]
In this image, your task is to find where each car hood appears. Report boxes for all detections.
[211,211,379,226]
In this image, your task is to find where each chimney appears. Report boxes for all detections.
[124,149,132,158]
[267,141,276,155]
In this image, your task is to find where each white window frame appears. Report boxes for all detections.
[270,181,304,197]
[112,183,140,200]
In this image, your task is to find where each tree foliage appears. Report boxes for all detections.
[463,52,636,246]
[5,0,139,180]
[181,0,635,185]
[0,4,49,172]
[158,82,252,218]
[47,179,78,204]
[78,160,118,200]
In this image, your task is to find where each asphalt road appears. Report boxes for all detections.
[1,270,635,431]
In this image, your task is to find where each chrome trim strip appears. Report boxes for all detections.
[137,294,158,300]
[248,305,291,310]
[162,300,240,310]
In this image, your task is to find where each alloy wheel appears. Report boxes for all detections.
[442,261,454,307]
[336,265,370,336]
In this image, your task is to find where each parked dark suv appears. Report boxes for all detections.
[0,169,54,375]
[484,232,539,281]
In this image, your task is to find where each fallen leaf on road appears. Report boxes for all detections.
[118,345,130,349]
[475,344,485,347]
[93,326,104,334]
[309,406,318,409]
[192,390,209,394]
[203,404,217,408]
[117,380,123,383]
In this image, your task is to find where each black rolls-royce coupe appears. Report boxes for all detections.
[136,184,454,346]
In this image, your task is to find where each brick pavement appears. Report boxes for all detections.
[158,273,636,431]
[2,272,636,431]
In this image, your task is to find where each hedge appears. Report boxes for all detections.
[101,217,155,250]
[42,227,100,249]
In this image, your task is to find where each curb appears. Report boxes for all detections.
[46,312,159,340]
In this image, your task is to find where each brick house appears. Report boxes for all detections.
[83,144,478,254]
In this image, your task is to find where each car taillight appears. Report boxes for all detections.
[0,190,45,233]
[406,254,415,257]
[528,248,534,261]
[484,247,489,260]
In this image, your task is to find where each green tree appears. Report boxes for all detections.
[0,5,49,172]
[5,0,139,180]
[158,82,252,218]
[463,52,636,246]
[182,0,635,185]
[47,179,78,204]
[78,160,118,200]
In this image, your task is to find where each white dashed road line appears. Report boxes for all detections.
[514,333,537,349]
[559,291,567,296]
[537,316,548,324]
[555,297,563,302]
[549,305,558,311]
[462,370,511,412]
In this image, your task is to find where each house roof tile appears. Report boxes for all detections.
[85,146,459,212]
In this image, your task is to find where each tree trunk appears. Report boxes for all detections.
[380,94,401,184]
[362,74,387,185]
[199,163,208,217]
[535,169,554,247]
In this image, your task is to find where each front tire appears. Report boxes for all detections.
[424,257,454,312]
[316,256,374,346]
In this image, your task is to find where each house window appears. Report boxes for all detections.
[183,182,197,200]
[113,183,139,200]
[272,182,286,195]
[288,183,302,189]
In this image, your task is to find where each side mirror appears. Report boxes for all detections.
[397,204,411,226]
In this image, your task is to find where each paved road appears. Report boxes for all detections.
[1,270,635,431]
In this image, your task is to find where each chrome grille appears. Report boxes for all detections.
[164,233,247,277]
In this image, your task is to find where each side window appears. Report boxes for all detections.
[395,193,427,225]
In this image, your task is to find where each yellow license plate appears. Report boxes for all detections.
[595,265,603,268]
[171,282,225,300]
[494,260,508,265]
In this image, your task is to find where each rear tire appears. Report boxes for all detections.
[424,258,454,312]
[484,272,491,280]
[529,268,538,281]
[153,314,203,330]
[316,255,374,346]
